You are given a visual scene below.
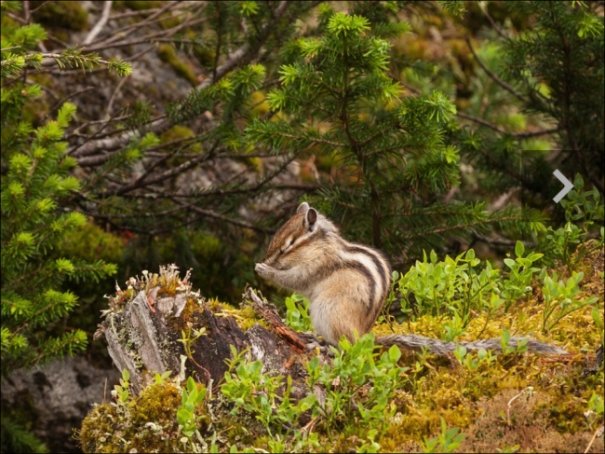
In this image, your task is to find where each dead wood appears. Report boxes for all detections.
[99,270,314,393]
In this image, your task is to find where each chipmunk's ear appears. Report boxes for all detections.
[306,208,318,230]
[296,202,309,214]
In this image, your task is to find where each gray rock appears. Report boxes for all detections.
[1,356,119,453]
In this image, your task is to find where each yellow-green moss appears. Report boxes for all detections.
[249,90,270,116]
[132,382,180,425]
[211,300,267,331]
[160,125,195,143]
[157,44,199,86]
[80,382,183,453]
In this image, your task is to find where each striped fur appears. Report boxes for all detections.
[255,202,391,345]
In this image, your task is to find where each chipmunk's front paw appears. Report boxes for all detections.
[255,262,272,279]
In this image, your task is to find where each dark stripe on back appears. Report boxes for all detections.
[344,245,389,299]
[339,240,391,326]
[311,260,376,315]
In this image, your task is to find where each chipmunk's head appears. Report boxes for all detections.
[262,202,338,269]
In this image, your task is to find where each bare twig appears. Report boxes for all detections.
[111,140,220,196]
[70,4,290,161]
[84,1,113,45]
[47,86,94,112]
[72,116,167,161]
[83,17,207,53]
[584,425,604,453]
[104,75,129,120]
[169,197,272,233]
[23,0,31,23]
[83,1,182,50]
[506,386,534,426]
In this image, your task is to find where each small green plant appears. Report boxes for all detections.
[442,312,465,342]
[453,345,496,371]
[421,417,465,453]
[306,334,405,437]
[221,346,305,437]
[284,293,312,331]
[112,369,131,405]
[560,175,604,228]
[499,329,528,355]
[178,326,207,363]
[535,177,604,269]
[176,377,207,439]
[220,334,405,450]
[153,371,172,385]
[585,393,604,430]
[398,249,500,322]
[501,241,543,309]
[537,222,585,268]
[541,271,598,333]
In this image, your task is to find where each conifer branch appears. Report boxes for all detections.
[465,37,527,104]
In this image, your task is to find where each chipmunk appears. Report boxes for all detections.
[255,201,390,345]
[255,202,568,356]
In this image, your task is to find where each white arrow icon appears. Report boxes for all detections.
[552,169,574,203]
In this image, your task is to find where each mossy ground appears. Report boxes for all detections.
[81,243,604,453]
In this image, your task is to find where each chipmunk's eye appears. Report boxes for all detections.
[281,237,294,253]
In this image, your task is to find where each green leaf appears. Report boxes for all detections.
[514,241,525,258]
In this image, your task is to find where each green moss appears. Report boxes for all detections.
[157,44,198,86]
[159,125,202,153]
[160,125,195,143]
[132,382,180,426]
[80,382,183,453]
[236,305,265,331]
[32,1,88,31]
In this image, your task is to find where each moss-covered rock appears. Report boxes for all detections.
[80,382,183,453]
